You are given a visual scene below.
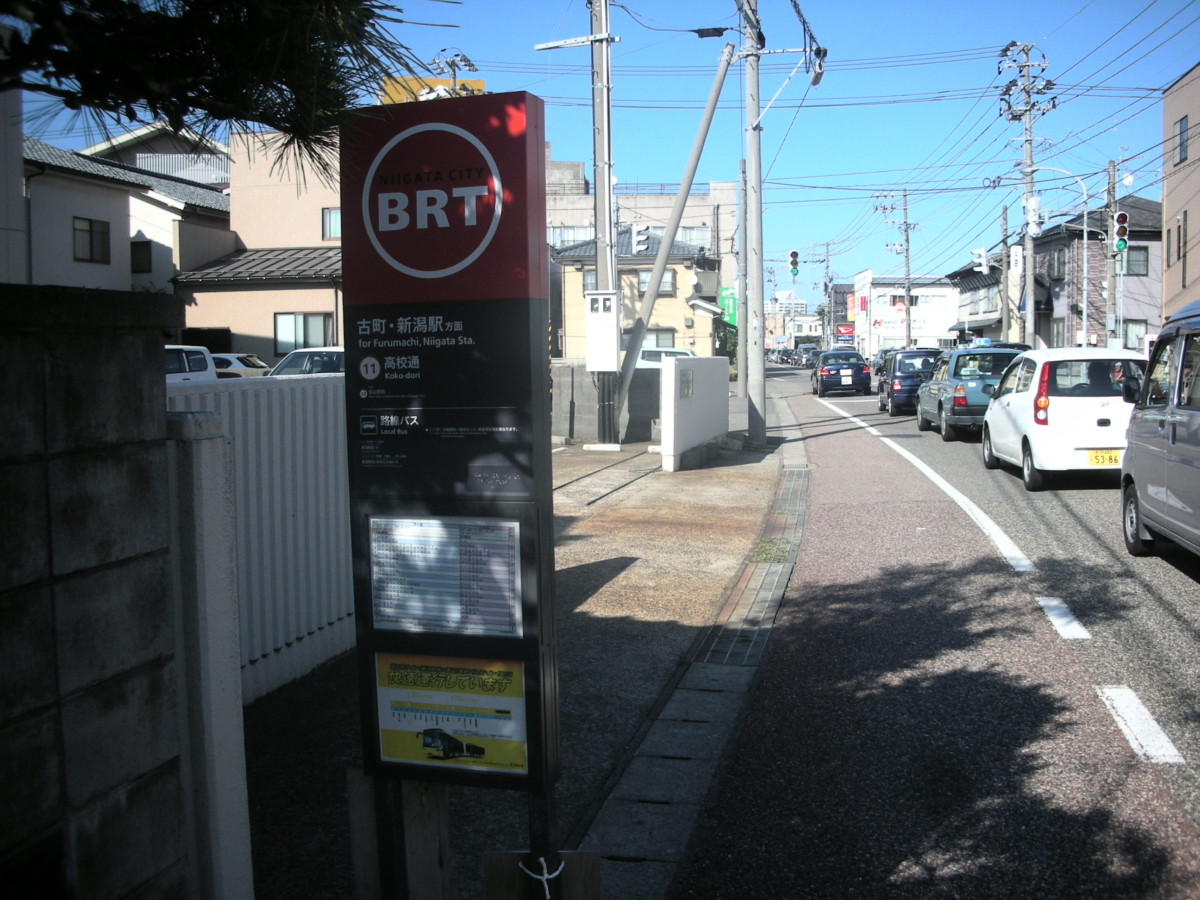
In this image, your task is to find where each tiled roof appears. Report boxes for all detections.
[24,137,229,214]
[174,247,341,284]
[553,226,706,261]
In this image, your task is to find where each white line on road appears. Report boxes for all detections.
[1036,597,1092,640]
[553,447,568,453]
[1096,686,1185,764]
[816,398,1036,573]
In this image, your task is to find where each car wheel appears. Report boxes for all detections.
[817,384,826,398]
[877,391,886,412]
[887,394,901,417]
[939,406,957,442]
[811,380,817,395]
[1122,483,1156,556]
[862,385,872,396]
[1021,441,1046,491]
[916,409,932,431]
[982,427,1000,469]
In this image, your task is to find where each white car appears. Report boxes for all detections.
[212,352,271,376]
[981,348,1148,491]
[165,345,218,383]
[266,347,345,376]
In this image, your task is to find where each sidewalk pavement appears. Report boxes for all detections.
[242,383,809,900]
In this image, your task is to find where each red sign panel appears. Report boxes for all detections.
[341,92,547,305]
[835,323,855,336]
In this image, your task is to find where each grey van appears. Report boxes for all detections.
[1120,298,1200,559]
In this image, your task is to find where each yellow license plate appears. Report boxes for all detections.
[1088,450,1121,466]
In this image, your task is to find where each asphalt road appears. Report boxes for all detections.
[676,365,1200,899]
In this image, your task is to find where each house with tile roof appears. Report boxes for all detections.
[16,136,231,293]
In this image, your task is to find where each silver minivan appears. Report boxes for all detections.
[1120,297,1200,559]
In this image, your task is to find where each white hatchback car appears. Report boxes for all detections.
[981,348,1148,491]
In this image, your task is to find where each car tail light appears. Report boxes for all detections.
[892,379,902,392]
[953,384,967,407]
[1034,362,1051,425]
[821,366,831,376]
[862,365,871,376]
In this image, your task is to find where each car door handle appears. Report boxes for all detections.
[1166,414,1186,424]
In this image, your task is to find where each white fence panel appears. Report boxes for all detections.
[168,375,354,702]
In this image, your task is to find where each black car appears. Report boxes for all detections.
[877,348,942,416]
[811,351,872,397]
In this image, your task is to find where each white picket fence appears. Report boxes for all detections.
[167,375,354,702]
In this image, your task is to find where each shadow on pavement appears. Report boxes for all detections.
[675,559,1190,900]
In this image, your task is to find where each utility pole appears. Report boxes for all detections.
[737,159,748,398]
[999,42,1055,350]
[876,190,916,349]
[590,0,619,444]
[1106,159,1118,347]
[1000,205,1010,340]
[743,0,766,445]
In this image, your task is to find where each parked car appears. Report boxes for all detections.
[634,347,697,369]
[165,345,218,383]
[877,348,941,417]
[266,347,346,376]
[799,348,821,368]
[811,350,871,397]
[980,348,1148,491]
[1120,298,1200,559]
[915,347,1022,439]
[212,352,271,377]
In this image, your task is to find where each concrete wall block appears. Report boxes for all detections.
[47,331,167,453]
[68,760,185,900]
[0,460,50,591]
[55,555,173,696]
[0,710,64,858]
[60,659,180,808]
[0,330,47,458]
[49,444,169,576]
[0,586,57,720]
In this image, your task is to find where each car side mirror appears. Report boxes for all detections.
[1121,377,1140,404]
[982,383,996,396]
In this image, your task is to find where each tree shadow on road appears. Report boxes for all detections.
[676,559,1195,899]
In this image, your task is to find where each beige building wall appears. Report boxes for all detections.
[228,132,341,249]
[1163,61,1200,320]
[181,285,340,362]
[560,262,716,361]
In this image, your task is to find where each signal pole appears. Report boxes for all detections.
[1106,160,1119,347]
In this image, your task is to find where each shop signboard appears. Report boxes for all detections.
[340,92,558,791]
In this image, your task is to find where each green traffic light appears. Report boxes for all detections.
[790,267,799,276]
[1115,239,1128,252]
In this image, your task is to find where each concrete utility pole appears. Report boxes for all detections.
[1106,160,1118,347]
[999,42,1055,350]
[1001,205,1011,340]
[590,0,619,443]
[737,159,748,398]
[902,189,913,348]
[743,0,766,444]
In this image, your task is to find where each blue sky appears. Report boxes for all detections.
[31,0,1200,313]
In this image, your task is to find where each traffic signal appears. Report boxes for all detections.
[789,250,799,277]
[1113,210,1130,254]
[971,248,988,274]
[633,224,650,254]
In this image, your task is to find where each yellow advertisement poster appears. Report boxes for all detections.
[375,653,527,774]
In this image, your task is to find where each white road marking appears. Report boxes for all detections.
[553,447,568,453]
[1096,686,1185,764]
[1036,597,1092,640]
[816,398,1036,573]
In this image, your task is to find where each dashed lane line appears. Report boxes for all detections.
[1036,597,1092,640]
[816,397,1036,573]
[1096,686,1186,764]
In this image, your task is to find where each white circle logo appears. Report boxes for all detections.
[359,356,381,380]
[361,123,503,279]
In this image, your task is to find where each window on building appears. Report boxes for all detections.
[621,329,674,349]
[637,268,675,296]
[1167,228,1172,267]
[73,217,110,263]
[275,312,333,356]
[582,269,597,292]
[1126,246,1149,277]
[1176,115,1189,165]
[1049,246,1066,280]
[550,225,595,247]
[1125,319,1147,352]
[130,240,152,273]
[322,208,341,240]
[1051,318,1065,348]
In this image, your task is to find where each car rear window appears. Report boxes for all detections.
[952,352,1017,378]
[1044,358,1146,396]
[823,354,863,365]
[895,353,938,374]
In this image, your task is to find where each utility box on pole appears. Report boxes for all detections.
[584,290,621,372]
